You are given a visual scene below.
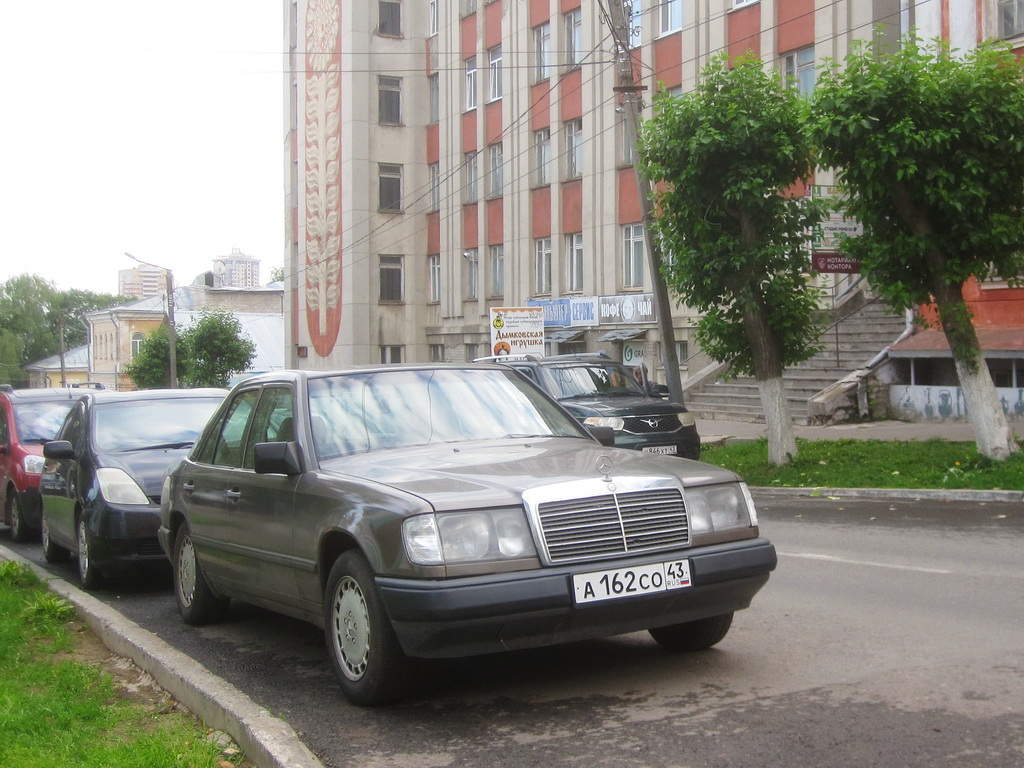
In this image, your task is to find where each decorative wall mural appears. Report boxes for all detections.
[891,385,1024,422]
[304,0,342,357]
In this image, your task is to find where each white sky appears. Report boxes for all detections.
[0,1,285,295]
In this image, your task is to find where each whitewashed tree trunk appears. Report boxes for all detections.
[953,354,1019,460]
[758,376,797,465]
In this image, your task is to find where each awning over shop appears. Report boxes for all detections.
[596,328,648,342]
[545,329,584,343]
[889,327,1024,358]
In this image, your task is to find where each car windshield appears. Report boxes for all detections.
[93,398,223,452]
[13,400,77,443]
[538,363,645,399]
[307,368,586,459]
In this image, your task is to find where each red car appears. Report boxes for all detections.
[0,386,84,542]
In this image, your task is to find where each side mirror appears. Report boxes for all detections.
[43,440,75,460]
[586,425,616,447]
[253,441,303,475]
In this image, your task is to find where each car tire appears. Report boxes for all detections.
[324,551,413,706]
[41,511,70,563]
[648,612,734,652]
[173,523,229,625]
[77,518,103,590]
[8,492,38,543]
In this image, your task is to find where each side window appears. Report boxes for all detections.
[211,390,259,468]
[512,366,537,383]
[60,402,88,452]
[0,408,8,446]
[242,387,295,469]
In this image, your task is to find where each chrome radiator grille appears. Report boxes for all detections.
[535,487,689,564]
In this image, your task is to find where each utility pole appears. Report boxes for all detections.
[603,0,685,405]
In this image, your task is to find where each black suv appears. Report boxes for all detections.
[497,354,701,460]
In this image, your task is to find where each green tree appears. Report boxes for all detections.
[641,55,829,465]
[812,38,1024,460]
[125,311,255,390]
[268,266,285,283]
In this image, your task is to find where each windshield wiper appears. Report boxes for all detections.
[132,441,195,451]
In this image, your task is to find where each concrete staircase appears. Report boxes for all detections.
[683,298,908,424]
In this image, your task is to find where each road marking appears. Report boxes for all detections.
[780,552,953,575]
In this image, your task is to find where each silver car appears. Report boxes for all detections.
[159,365,776,705]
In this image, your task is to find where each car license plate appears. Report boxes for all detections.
[642,445,677,455]
[573,559,692,604]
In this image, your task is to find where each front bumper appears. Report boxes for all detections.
[377,538,776,658]
[86,503,170,575]
[616,428,701,460]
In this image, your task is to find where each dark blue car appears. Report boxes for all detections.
[40,388,226,588]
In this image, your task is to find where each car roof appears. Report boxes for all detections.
[232,364,513,387]
[79,388,229,405]
[0,387,87,404]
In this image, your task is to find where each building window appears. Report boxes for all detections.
[378,1,401,36]
[428,0,438,35]
[429,344,446,362]
[565,8,583,68]
[428,163,440,211]
[676,339,689,366]
[464,247,479,300]
[1001,1,1024,37]
[131,332,144,358]
[566,119,583,179]
[463,0,478,14]
[534,22,552,81]
[464,152,478,203]
[567,232,584,292]
[380,345,403,364]
[535,237,552,294]
[489,244,504,297]
[659,0,682,35]
[783,47,816,97]
[378,164,402,212]
[465,343,482,362]
[379,255,403,302]
[378,76,401,124]
[733,0,758,7]
[619,111,636,165]
[488,143,504,197]
[465,57,478,110]
[428,254,441,302]
[628,0,643,45]
[623,223,645,287]
[534,128,551,185]
[488,45,502,101]
[429,73,439,123]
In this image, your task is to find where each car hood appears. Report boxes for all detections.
[99,448,192,499]
[321,437,738,512]
[557,395,686,418]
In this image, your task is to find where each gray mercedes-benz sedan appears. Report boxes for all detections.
[159,365,776,705]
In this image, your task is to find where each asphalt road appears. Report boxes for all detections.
[5,493,1023,768]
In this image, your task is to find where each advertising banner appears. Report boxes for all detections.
[489,307,545,357]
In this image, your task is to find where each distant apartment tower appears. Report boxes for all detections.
[213,248,261,288]
[117,265,169,300]
[283,0,1005,372]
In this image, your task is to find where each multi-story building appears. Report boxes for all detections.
[213,248,262,288]
[118,265,170,300]
[283,1,1023,394]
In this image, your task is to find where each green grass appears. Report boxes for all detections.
[0,560,246,768]
[700,438,1024,491]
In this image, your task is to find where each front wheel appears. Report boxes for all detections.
[41,511,70,563]
[173,523,229,625]
[77,518,103,590]
[649,612,734,652]
[324,551,413,706]
[8,492,38,543]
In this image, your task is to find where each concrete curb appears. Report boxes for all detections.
[749,486,1024,503]
[0,544,325,768]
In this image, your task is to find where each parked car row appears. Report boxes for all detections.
[2,364,776,706]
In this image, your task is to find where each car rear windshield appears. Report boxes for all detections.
[307,368,586,459]
[13,400,77,444]
[538,363,646,399]
[93,398,223,452]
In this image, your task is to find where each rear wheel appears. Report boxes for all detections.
[324,551,413,705]
[649,612,734,652]
[173,523,229,625]
[77,518,103,590]
[41,511,70,563]
[8,492,38,543]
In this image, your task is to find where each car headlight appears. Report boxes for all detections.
[583,416,625,431]
[685,482,755,534]
[403,508,537,566]
[23,454,45,475]
[677,410,696,428]
[96,468,150,505]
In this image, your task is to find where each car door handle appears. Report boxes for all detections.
[224,488,242,500]
[182,481,195,493]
